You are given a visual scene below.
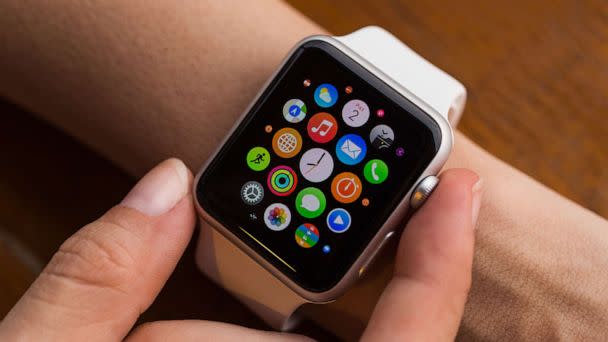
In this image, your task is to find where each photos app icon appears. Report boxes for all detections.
[264,203,291,231]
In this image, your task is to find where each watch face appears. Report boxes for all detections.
[196,40,442,293]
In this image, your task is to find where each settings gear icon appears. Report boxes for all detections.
[241,181,264,205]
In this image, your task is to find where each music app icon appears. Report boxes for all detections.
[307,112,338,144]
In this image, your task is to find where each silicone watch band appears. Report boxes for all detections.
[197,26,466,331]
[335,26,467,124]
[197,222,306,331]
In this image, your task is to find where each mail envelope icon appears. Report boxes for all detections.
[340,139,362,160]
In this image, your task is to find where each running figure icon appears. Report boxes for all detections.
[251,152,266,164]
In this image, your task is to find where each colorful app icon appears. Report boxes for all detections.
[314,83,338,108]
[396,147,405,157]
[299,148,334,183]
[272,127,302,159]
[369,124,395,149]
[307,112,338,143]
[295,187,326,219]
[335,134,367,165]
[341,99,370,127]
[240,181,264,205]
[267,165,297,196]
[282,99,307,123]
[326,208,351,233]
[263,203,291,231]
[295,223,319,248]
[363,159,389,184]
[246,146,270,171]
[331,172,362,203]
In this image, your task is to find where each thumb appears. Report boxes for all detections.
[362,169,482,341]
[0,158,196,341]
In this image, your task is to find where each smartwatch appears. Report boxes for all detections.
[193,26,466,331]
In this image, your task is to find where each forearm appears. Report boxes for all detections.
[0,0,323,175]
[1,0,607,340]
[449,135,608,340]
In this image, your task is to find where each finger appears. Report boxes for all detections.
[126,320,314,342]
[0,158,196,341]
[362,169,482,341]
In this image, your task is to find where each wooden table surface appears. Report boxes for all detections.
[1,0,606,340]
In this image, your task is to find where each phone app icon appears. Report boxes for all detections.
[299,148,334,183]
[272,127,302,159]
[326,208,351,233]
[241,181,264,205]
[267,165,298,196]
[331,172,362,203]
[335,134,367,165]
[295,223,319,248]
[246,146,270,171]
[369,124,395,149]
[314,83,338,108]
[363,159,389,184]
[264,203,291,231]
[341,99,370,127]
[283,99,307,123]
[307,112,338,143]
[295,187,326,219]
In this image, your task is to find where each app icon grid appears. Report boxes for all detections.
[243,83,395,251]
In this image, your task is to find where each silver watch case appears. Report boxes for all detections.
[193,34,453,303]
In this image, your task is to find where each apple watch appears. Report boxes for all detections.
[193,26,466,331]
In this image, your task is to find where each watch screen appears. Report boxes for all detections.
[196,40,442,292]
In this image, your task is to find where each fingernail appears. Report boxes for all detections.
[121,158,190,216]
[471,177,483,227]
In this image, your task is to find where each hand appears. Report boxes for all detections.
[0,159,481,341]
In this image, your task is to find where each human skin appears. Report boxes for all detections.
[0,158,480,341]
[0,0,607,340]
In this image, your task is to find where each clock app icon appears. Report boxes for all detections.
[299,148,334,183]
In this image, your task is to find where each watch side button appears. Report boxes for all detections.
[359,231,395,278]
[410,176,439,210]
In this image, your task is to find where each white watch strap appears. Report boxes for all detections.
[335,26,467,126]
[197,222,306,331]
[196,26,467,331]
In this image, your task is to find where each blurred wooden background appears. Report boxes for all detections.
[1,0,606,340]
